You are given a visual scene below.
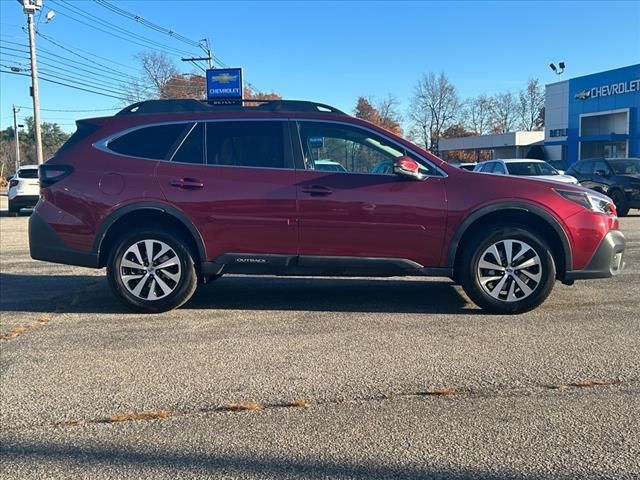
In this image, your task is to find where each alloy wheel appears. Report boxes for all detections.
[119,239,182,301]
[477,239,542,302]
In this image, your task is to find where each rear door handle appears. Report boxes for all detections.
[301,185,333,196]
[170,178,204,190]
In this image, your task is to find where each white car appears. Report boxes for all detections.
[8,165,40,214]
[473,159,579,184]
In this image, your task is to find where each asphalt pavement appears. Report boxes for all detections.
[1,196,639,479]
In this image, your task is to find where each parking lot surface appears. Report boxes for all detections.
[1,196,639,479]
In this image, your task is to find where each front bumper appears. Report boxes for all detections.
[564,230,626,281]
[29,211,100,268]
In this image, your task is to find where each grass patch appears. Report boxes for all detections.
[422,387,456,396]
[282,399,308,408]
[220,401,262,412]
[106,410,172,423]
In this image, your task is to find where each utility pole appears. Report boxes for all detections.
[181,38,213,71]
[12,105,21,171]
[21,0,44,164]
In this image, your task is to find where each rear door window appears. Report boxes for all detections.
[171,123,204,165]
[205,121,287,169]
[108,123,191,160]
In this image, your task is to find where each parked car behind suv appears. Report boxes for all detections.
[29,99,626,314]
[8,165,39,214]
[474,159,578,184]
[565,158,640,216]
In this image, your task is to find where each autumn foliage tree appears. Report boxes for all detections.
[354,96,402,135]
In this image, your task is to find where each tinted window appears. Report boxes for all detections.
[494,163,507,174]
[572,161,594,175]
[206,121,285,169]
[298,122,437,176]
[593,160,610,175]
[171,123,204,164]
[18,168,38,179]
[507,162,557,176]
[483,163,495,173]
[609,159,640,175]
[109,123,190,160]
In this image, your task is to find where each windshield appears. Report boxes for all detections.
[507,161,558,176]
[608,159,640,175]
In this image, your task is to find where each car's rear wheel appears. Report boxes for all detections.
[461,226,556,314]
[609,189,629,217]
[107,229,197,313]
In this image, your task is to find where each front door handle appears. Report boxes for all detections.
[170,178,204,190]
[301,185,333,196]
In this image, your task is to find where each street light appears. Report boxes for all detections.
[549,62,566,75]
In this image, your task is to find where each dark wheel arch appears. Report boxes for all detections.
[94,202,207,267]
[447,202,573,278]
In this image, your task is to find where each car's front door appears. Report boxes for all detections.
[292,120,447,268]
[156,120,298,263]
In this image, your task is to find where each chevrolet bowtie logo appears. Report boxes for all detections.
[575,89,591,100]
[211,73,238,84]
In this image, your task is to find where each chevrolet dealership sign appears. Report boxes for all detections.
[206,68,243,100]
[575,78,640,100]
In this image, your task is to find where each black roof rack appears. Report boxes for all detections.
[116,99,346,116]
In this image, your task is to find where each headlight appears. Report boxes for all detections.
[556,189,615,215]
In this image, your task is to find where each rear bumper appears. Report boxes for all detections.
[564,230,625,281]
[29,211,100,268]
[9,195,39,208]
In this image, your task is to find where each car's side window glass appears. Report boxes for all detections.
[205,121,285,169]
[297,121,438,176]
[494,163,506,174]
[574,161,593,174]
[593,160,610,175]
[108,123,190,160]
[483,162,495,173]
[171,123,204,165]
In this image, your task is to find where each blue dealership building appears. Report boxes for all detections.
[544,64,640,166]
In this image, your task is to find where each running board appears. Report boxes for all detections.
[201,254,452,278]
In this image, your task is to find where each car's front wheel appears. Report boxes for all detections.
[107,229,198,313]
[460,226,556,314]
[609,189,629,217]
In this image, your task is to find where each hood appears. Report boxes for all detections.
[531,174,579,185]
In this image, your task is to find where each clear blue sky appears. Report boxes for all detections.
[1,0,639,132]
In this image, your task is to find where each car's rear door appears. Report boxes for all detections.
[291,120,447,268]
[156,119,298,263]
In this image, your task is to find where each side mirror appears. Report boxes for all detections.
[393,156,424,180]
[557,170,565,175]
[595,169,608,177]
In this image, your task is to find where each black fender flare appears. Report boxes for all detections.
[445,201,573,273]
[94,201,207,264]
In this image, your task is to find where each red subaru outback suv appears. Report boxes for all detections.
[30,99,626,314]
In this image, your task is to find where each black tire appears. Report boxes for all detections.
[460,226,556,314]
[8,200,19,214]
[609,189,629,217]
[107,228,198,313]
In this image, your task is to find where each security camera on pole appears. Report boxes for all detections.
[18,0,44,165]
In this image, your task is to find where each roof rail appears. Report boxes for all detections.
[116,99,346,116]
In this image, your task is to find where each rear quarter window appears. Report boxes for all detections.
[108,123,190,160]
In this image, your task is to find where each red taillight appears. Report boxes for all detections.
[39,164,74,187]
[9,179,18,188]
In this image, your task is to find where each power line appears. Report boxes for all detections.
[93,0,203,48]
[48,0,199,58]
[35,32,141,81]
[1,68,129,101]
[18,106,119,113]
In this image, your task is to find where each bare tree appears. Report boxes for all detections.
[376,95,403,136]
[490,92,519,133]
[409,72,460,152]
[517,78,545,131]
[137,51,178,98]
[463,95,494,135]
